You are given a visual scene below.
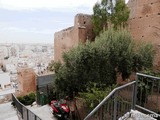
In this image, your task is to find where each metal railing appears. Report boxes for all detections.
[84,81,137,120]
[12,94,42,120]
[136,73,160,118]
[84,73,160,120]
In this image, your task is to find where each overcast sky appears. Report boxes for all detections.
[0,0,129,44]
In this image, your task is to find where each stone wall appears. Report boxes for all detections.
[128,0,160,70]
[54,14,94,62]
[54,2,160,69]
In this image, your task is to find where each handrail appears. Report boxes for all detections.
[12,93,42,120]
[84,73,160,120]
[136,73,160,80]
[136,105,160,117]
[136,73,160,118]
[84,81,136,120]
[12,93,25,107]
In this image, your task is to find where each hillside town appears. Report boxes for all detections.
[0,43,53,98]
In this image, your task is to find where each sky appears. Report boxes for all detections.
[0,0,129,44]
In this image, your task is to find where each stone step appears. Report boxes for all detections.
[124,110,157,120]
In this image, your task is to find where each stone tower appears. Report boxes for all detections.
[54,14,94,62]
[128,0,160,70]
[17,68,36,95]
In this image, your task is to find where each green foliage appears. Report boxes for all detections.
[53,29,154,99]
[111,0,130,29]
[79,83,117,110]
[137,69,160,107]
[132,42,154,72]
[136,75,153,107]
[94,29,135,80]
[48,60,62,72]
[94,29,154,80]
[92,0,130,35]
[48,60,54,71]
[142,69,160,77]
[92,2,109,35]
[17,92,36,105]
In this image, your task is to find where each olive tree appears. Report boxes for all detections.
[53,29,154,98]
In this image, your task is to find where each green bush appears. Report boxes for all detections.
[79,83,117,110]
[53,29,154,99]
[17,92,36,105]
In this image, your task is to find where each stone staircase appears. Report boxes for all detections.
[119,110,157,120]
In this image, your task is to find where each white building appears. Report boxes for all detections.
[0,71,11,89]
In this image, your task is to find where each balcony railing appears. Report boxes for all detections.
[135,73,160,118]
[84,73,160,120]
[12,94,42,120]
[84,81,136,120]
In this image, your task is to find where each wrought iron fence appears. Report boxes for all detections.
[84,81,136,120]
[12,94,42,120]
[136,73,160,119]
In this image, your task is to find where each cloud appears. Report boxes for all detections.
[1,26,54,34]
[0,0,99,11]
[126,0,129,3]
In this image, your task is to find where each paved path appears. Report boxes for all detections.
[27,104,57,120]
[0,102,19,120]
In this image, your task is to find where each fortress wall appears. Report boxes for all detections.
[54,14,94,62]
[128,0,160,70]
[54,27,78,62]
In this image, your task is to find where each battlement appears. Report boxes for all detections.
[54,14,94,62]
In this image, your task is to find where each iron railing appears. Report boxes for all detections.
[84,73,160,120]
[12,94,42,120]
[84,81,137,120]
[136,73,160,118]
